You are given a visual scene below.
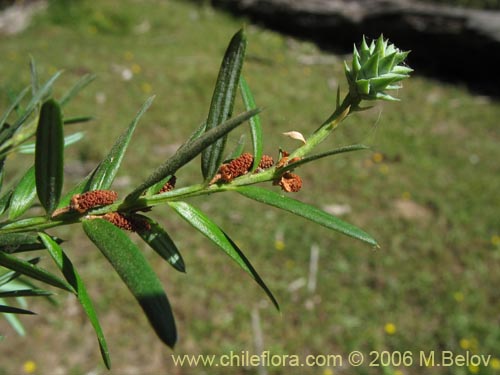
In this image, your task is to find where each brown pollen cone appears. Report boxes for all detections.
[70,190,118,213]
[102,212,151,232]
[257,155,274,169]
[159,176,177,193]
[219,152,254,182]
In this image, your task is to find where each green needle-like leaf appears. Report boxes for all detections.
[29,57,39,97]
[169,201,279,310]
[9,71,63,141]
[57,97,154,208]
[0,299,27,335]
[60,73,96,107]
[0,289,52,298]
[281,145,370,173]
[0,232,61,254]
[0,304,35,315]
[138,218,186,273]
[0,188,12,217]
[39,232,111,369]
[126,108,260,201]
[237,186,379,247]
[35,99,64,214]
[19,132,85,154]
[239,76,263,171]
[0,86,29,131]
[9,166,36,220]
[359,52,380,79]
[87,96,154,191]
[63,115,93,125]
[83,219,177,348]
[0,252,75,293]
[201,28,247,180]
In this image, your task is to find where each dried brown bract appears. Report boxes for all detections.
[70,190,118,213]
[275,172,303,193]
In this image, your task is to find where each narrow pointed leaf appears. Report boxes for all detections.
[281,145,370,173]
[375,92,399,101]
[356,79,371,95]
[0,86,29,131]
[239,76,263,171]
[87,96,154,191]
[11,71,63,136]
[35,99,64,214]
[57,97,154,209]
[0,300,27,335]
[63,115,93,125]
[29,57,39,97]
[144,175,174,196]
[0,232,61,254]
[19,132,85,154]
[378,52,397,75]
[0,304,35,315]
[169,201,279,310]
[138,218,186,273]
[0,259,41,287]
[60,73,96,107]
[39,232,111,369]
[126,108,260,201]
[237,186,379,247]
[202,29,247,180]
[0,252,75,293]
[0,289,52,298]
[0,188,13,217]
[226,134,246,160]
[359,52,380,79]
[8,166,36,220]
[0,270,18,286]
[83,219,177,348]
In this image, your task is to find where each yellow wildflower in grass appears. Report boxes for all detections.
[490,357,500,369]
[384,323,397,335]
[22,360,36,374]
[131,63,142,74]
[468,364,479,374]
[124,51,134,61]
[7,51,18,61]
[141,82,153,94]
[48,66,59,75]
[469,337,479,352]
[87,25,98,34]
[491,235,500,246]
[322,369,334,375]
[394,370,404,375]
[460,338,471,350]
[285,259,295,269]
[379,164,389,175]
[453,291,465,302]
[372,152,384,163]
[401,191,411,200]
[274,240,285,251]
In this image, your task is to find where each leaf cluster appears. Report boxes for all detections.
[0,30,410,368]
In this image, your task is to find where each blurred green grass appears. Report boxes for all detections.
[1,0,500,374]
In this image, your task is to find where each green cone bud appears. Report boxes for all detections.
[344,35,412,104]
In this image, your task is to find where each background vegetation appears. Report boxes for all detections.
[1,0,499,374]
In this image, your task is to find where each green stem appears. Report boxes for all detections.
[0,92,363,236]
[289,92,358,159]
